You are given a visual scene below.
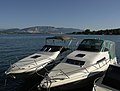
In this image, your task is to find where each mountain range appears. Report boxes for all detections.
[0,26,83,34]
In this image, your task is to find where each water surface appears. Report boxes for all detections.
[0,34,120,91]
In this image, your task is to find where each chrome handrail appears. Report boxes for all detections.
[50,58,110,78]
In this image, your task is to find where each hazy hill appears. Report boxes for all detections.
[0,28,5,31]
[0,26,83,34]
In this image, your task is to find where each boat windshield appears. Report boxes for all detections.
[102,65,120,90]
[40,45,63,52]
[77,39,103,52]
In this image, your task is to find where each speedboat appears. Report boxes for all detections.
[38,39,117,91]
[5,36,76,78]
[93,64,120,91]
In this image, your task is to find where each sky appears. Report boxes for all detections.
[0,0,120,30]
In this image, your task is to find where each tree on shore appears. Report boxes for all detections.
[71,28,120,35]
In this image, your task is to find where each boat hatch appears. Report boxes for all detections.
[102,65,120,90]
[31,55,41,58]
[75,54,85,57]
[66,59,85,66]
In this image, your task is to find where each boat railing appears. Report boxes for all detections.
[12,59,37,69]
[50,58,110,79]
[11,58,53,74]
[59,69,70,78]
[93,77,101,91]
[40,58,111,89]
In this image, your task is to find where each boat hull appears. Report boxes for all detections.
[39,71,105,91]
[6,62,56,79]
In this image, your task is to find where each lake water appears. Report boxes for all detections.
[0,34,120,91]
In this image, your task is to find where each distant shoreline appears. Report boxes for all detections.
[0,26,120,35]
[1,33,120,35]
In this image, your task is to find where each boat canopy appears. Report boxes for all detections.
[46,36,76,40]
[45,36,77,48]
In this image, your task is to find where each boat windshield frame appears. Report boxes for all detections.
[77,39,104,52]
[40,45,63,52]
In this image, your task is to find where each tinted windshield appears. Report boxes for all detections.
[77,39,103,52]
[41,45,62,52]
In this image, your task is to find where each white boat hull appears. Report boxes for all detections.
[39,57,117,89]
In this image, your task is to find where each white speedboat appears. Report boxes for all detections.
[38,39,117,91]
[93,64,120,91]
[5,36,76,78]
